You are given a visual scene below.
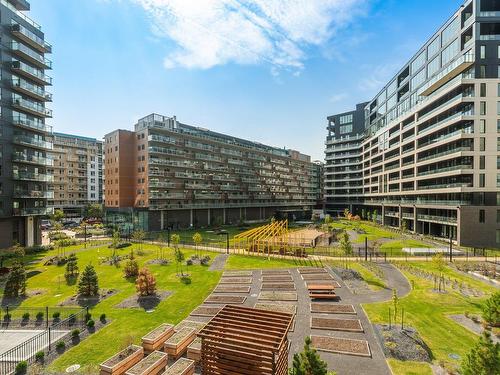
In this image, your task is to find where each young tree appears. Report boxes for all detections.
[78,264,99,296]
[461,331,500,375]
[432,253,446,292]
[171,233,180,250]
[291,336,331,375]
[339,232,353,257]
[51,209,64,224]
[392,289,399,322]
[111,230,121,249]
[401,220,408,233]
[65,253,79,280]
[131,230,145,251]
[156,232,167,260]
[124,259,139,279]
[361,209,366,221]
[4,261,27,297]
[136,267,157,296]
[372,210,378,224]
[482,291,500,328]
[193,232,203,258]
[175,248,185,276]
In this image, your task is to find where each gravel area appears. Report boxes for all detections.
[261,283,296,291]
[213,285,250,293]
[219,277,252,284]
[254,303,297,315]
[310,303,356,314]
[311,317,363,332]
[311,335,371,357]
[204,295,246,304]
[261,275,294,282]
[258,291,298,301]
[374,325,431,362]
[449,314,500,344]
[115,290,172,310]
[301,273,334,281]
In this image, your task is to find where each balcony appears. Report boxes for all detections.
[417,164,473,177]
[12,153,53,166]
[12,171,53,182]
[13,135,52,150]
[13,207,53,216]
[13,190,54,199]
[10,60,52,86]
[12,97,52,118]
[10,41,52,69]
[10,21,50,51]
[12,77,52,101]
[417,214,457,225]
[418,146,472,163]
[418,182,472,190]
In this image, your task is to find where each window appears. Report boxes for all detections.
[497,137,500,151]
[498,156,500,169]
[480,101,487,115]
[479,209,485,223]
[496,230,500,244]
[442,17,459,45]
[480,137,486,151]
[411,51,426,73]
[339,124,353,134]
[497,192,500,205]
[480,155,486,169]
[497,210,500,223]
[498,173,500,187]
[480,65,487,78]
[497,102,500,116]
[427,36,440,58]
[481,45,486,59]
[480,173,485,187]
[480,119,486,133]
[480,83,487,97]
[441,39,460,65]
[339,114,353,124]
[427,56,440,77]
[411,69,426,90]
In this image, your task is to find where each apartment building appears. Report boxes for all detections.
[104,114,319,231]
[325,0,500,248]
[47,133,103,217]
[0,0,53,248]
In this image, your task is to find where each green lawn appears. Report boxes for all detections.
[225,254,320,270]
[387,359,433,375]
[363,262,495,371]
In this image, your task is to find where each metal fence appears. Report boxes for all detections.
[0,307,87,375]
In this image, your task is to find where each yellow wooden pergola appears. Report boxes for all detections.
[234,220,290,256]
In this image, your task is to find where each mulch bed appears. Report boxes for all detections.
[301,274,334,281]
[190,305,223,317]
[311,317,363,332]
[375,325,432,362]
[306,281,341,288]
[219,277,252,284]
[261,270,290,275]
[58,289,118,307]
[254,303,297,315]
[115,290,172,310]
[204,295,246,304]
[213,285,251,293]
[310,303,356,315]
[261,275,294,282]
[223,271,253,277]
[311,335,371,357]
[261,283,296,291]
[298,268,327,274]
[258,291,298,301]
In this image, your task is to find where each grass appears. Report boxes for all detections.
[380,239,433,256]
[387,359,433,375]
[362,262,496,370]
[225,254,321,270]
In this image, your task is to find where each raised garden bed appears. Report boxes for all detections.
[141,323,174,354]
[261,275,294,282]
[204,295,246,304]
[301,273,334,281]
[261,283,296,291]
[258,291,297,301]
[306,281,341,288]
[164,327,196,359]
[219,277,252,284]
[310,303,356,314]
[174,319,207,333]
[100,344,144,375]
[261,269,290,275]
[213,285,250,293]
[186,337,202,362]
[311,317,363,332]
[190,305,222,317]
[254,303,297,315]
[124,350,168,375]
[223,271,253,277]
[162,357,195,375]
[298,268,327,274]
[115,291,172,310]
[311,335,371,357]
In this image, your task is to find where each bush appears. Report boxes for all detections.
[124,259,139,279]
[482,292,500,328]
[136,267,157,296]
[4,261,27,297]
[86,319,95,328]
[71,329,80,338]
[36,311,44,320]
[15,360,27,374]
[49,231,68,241]
[56,340,65,350]
[52,311,61,319]
[22,312,30,321]
[186,259,193,266]
[180,276,192,285]
[56,238,77,247]
[109,242,132,249]
[200,256,211,266]
[85,312,92,322]
[35,351,44,362]
[100,313,106,322]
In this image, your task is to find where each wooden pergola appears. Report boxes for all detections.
[198,305,293,375]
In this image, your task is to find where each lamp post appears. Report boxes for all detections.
[218,230,229,254]
[449,231,453,263]
[167,225,171,247]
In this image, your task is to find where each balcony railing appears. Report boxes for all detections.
[417,164,473,177]
[418,182,472,190]
[418,146,471,162]
[13,190,54,199]
[13,207,53,216]
[417,214,457,224]
[12,153,53,166]
[13,135,53,150]
[12,77,52,101]
[10,41,52,68]
[418,128,473,148]
[12,171,53,182]
[4,2,42,30]
[12,97,52,117]
[10,61,52,85]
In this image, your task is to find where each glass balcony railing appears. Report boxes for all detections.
[417,214,457,224]
[417,164,473,177]
[10,22,51,51]
[418,146,471,162]
[12,97,52,117]
[12,153,53,166]
[13,190,54,199]
[13,207,53,216]
[12,115,52,133]
[10,61,52,85]
[13,135,53,150]
[12,171,53,182]
[10,41,52,68]
[419,128,473,148]
[12,77,52,101]
[3,2,42,30]
[418,182,472,190]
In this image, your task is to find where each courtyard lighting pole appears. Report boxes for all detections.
[167,226,171,247]
[365,237,368,262]
[449,231,453,263]
[84,224,87,248]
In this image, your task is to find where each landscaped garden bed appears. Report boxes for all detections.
[174,319,207,333]
[261,275,293,282]
[374,325,431,363]
[310,303,355,314]
[222,271,253,277]
[58,288,118,307]
[190,305,222,317]
[115,291,172,310]
[258,291,297,301]
[124,350,168,375]
[306,281,341,288]
[100,345,144,375]
[204,295,246,304]
[260,282,295,291]
[213,285,250,293]
[162,357,195,375]
[301,273,334,281]
[218,277,252,284]
[254,302,297,315]
[311,335,371,357]
[311,317,363,332]
[164,327,196,359]
[186,337,202,362]
[141,323,174,354]
[261,269,290,275]
[298,267,327,274]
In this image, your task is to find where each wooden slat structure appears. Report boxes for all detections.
[308,284,337,300]
[198,305,293,375]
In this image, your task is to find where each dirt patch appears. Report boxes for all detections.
[115,290,172,310]
[204,295,246,304]
[213,285,250,293]
[190,305,222,317]
[375,325,431,362]
[219,277,252,284]
[258,291,298,301]
[254,303,297,315]
[58,289,118,307]
[261,283,296,291]
[298,268,327,274]
[261,275,294,282]
[261,270,290,275]
[333,268,363,281]
[223,271,253,277]
[301,273,334,281]
[311,335,371,357]
[311,317,363,332]
[310,303,355,314]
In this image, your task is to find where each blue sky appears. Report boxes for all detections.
[30,0,463,160]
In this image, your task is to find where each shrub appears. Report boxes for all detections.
[461,331,500,375]
[180,276,192,285]
[4,261,27,297]
[56,340,65,350]
[136,267,157,296]
[86,319,95,328]
[36,311,44,320]
[186,259,193,266]
[71,329,80,338]
[124,259,139,279]
[482,292,500,328]
[22,312,30,321]
[78,264,99,296]
[100,313,106,322]
[200,256,211,266]
[35,351,44,362]
[15,360,27,374]
[52,311,60,319]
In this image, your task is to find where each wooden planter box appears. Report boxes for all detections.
[162,358,195,375]
[100,345,144,375]
[186,337,201,362]
[125,350,168,375]
[141,324,174,354]
[164,327,196,359]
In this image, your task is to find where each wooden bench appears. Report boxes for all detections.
[308,284,337,300]
[164,327,196,359]
[141,324,174,354]
[161,358,195,375]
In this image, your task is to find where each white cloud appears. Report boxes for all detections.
[132,0,369,71]
[329,93,348,103]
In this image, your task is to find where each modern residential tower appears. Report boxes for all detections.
[0,0,53,248]
[326,0,500,248]
[104,114,320,231]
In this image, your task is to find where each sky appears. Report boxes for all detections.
[29,0,464,161]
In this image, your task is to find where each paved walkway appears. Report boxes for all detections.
[208,254,229,271]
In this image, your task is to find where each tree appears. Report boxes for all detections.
[111,230,121,249]
[136,267,157,296]
[392,289,399,322]
[482,292,500,328]
[171,233,180,250]
[401,220,408,233]
[156,232,167,260]
[65,253,79,280]
[361,209,366,220]
[343,208,350,220]
[84,203,103,219]
[4,261,27,297]
[193,232,203,258]
[51,209,64,224]
[131,230,145,251]
[372,210,378,224]
[339,232,352,257]
[290,336,332,375]
[432,253,446,292]
[175,248,185,276]
[78,264,99,296]
[461,331,500,375]
[124,259,139,279]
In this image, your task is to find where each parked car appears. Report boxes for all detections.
[41,220,52,230]
[63,221,79,229]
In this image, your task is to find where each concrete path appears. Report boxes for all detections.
[208,254,229,271]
